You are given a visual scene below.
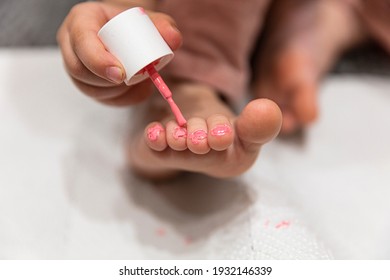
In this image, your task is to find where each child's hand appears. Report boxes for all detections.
[57,2,182,106]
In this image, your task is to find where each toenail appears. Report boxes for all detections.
[173,126,187,140]
[147,124,164,141]
[210,124,232,137]
[189,129,207,144]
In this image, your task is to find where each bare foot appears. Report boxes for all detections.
[127,82,282,179]
[255,0,368,134]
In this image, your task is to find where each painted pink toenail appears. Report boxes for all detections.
[210,124,232,136]
[173,126,187,140]
[189,129,207,144]
[147,124,164,142]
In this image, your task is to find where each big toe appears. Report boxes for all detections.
[235,99,282,152]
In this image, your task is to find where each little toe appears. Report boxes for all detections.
[166,120,188,151]
[186,117,210,154]
[207,114,234,151]
[145,122,167,151]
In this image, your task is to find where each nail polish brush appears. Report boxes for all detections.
[98,7,186,126]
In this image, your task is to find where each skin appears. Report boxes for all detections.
[58,0,377,178]
[57,0,182,106]
[128,82,282,179]
[57,0,282,179]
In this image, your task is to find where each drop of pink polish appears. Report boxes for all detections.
[173,127,187,140]
[210,124,232,136]
[189,129,207,144]
[275,220,291,229]
[147,125,163,141]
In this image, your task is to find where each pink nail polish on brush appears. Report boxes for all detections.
[98,7,186,126]
[145,64,186,126]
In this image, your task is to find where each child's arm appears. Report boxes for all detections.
[57,1,182,106]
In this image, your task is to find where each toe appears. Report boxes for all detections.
[235,99,282,151]
[292,82,319,125]
[166,120,188,151]
[207,114,234,151]
[257,47,319,135]
[280,111,299,135]
[186,117,210,154]
[145,122,167,151]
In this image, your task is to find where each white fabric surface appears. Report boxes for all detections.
[0,49,389,259]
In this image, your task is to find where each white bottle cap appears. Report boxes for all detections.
[98,7,174,85]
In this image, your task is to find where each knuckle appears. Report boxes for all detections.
[68,2,90,17]
[56,26,65,45]
[67,59,87,78]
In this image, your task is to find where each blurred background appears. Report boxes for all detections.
[0,0,82,46]
[1,0,389,74]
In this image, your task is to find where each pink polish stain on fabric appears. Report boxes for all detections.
[275,220,291,229]
[173,126,187,140]
[156,228,166,237]
[210,124,232,136]
[147,124,164,141]
[189,130,207,144]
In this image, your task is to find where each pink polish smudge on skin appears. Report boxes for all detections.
[189,129,207,144]
[275,220,290,229]
[145,65,187,127]
[147,124,164,141]
[210,124,232,136]
[173,126,187,140]
[139,7,146,14]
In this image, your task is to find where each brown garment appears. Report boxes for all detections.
[352,0,390,52]
[157,0,390,102]
[157,0,272,103]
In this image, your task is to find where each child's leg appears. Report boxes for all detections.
[126,0,282,179]
[254,0,368,134]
